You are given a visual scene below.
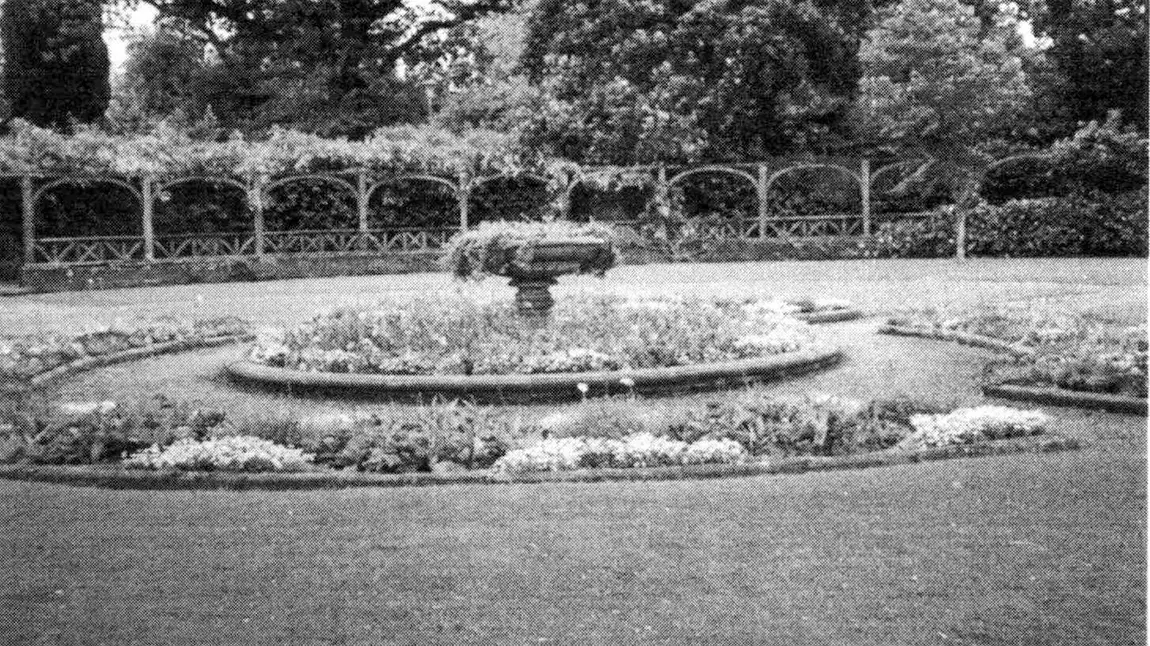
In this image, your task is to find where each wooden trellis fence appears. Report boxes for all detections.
[6,156,1041,267]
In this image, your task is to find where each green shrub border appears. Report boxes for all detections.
[878,324,1147,415]
[0,434,1080,491]
[224,346,844,402]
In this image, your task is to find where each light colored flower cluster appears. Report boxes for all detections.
[813,298,852,310]
[492,433,747,474]
[248,328,291,366]
[732,325,810,356]
[124,436,314,472]
[519,348,620,373]
[741,300,802,317]
[907,406,1050,448]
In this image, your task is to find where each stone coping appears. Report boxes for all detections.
[794,307,864,324]
[983,383,1147,416]
[0,435,1080,492]
[225,346,844,402]
[877,323,1034,357]
[24,334,254,388]
[879,323,1147,416]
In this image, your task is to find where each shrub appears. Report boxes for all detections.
[125,436,314,472]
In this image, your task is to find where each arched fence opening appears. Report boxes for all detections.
[4,157,975,285]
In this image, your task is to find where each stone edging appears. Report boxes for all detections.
[877,324,1034,357]
[794,307,864,324]
[982,383,1147,415]
[225,346,844,401]
[878,323,1147,415]
[0,435,1080,492]
[26,334,254,387]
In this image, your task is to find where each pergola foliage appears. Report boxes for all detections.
[0,120,556,178]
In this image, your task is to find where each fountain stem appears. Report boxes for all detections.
[509,276,558,316]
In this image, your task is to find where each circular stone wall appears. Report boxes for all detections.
[226,346,843,403]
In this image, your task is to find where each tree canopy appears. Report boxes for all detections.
[518,0,871,164]
[1,0,110,129]
[111,0,515,136]
[856,0,1031,196]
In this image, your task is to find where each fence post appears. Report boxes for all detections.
[458,172,471,230]
[955,209,967,260]
[756,163,769,238]
[20,175,34,264]
[141,175,156,261]
[355,169,369,232]
[860,159,872,236]
[250,175,266,258]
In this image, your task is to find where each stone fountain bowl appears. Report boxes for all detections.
[503,238,616,281]
[488,238,616,315]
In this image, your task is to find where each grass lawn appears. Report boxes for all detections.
[1,412,1143,645]
[0,257,1145,644]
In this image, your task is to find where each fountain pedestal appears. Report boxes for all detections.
[509,276,558,315]
[504,239,614,317]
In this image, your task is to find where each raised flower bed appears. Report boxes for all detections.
[0,392,1076,489]
[0,317,252,390]
[881,306,1147,414]
[227,293,844,400]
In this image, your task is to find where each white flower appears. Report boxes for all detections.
[59,400,117,415]
[124,436,314,472]
[576,382,590,394]
[907,406,1050,448]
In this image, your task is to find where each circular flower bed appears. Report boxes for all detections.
[248,294,821,377]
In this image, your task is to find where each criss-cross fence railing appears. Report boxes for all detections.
[6,156,1041,267]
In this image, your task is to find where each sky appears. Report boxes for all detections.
[104,3,158,70]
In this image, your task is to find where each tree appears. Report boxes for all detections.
[1037,0,1147,132]
[1,0,110,129]
[855,0,1031,257]
[111,0,513,136]
[519,0,870,164]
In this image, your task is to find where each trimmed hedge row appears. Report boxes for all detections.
[875,190,1148,258]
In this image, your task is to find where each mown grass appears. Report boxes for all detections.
[0,412,1142,645]
[0,257,1144,644]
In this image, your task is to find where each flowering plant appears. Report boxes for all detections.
[248,294,817,376]
[904,406,1049,448]
[890,304,1146,397]
[491,433,747,474]
[125,436,314,472]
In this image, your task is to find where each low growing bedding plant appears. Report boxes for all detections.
[888,305,1147,397]
[249,293,820,376]
[0,392,1058,475]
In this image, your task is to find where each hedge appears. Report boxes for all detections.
[874,190,1149,258]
